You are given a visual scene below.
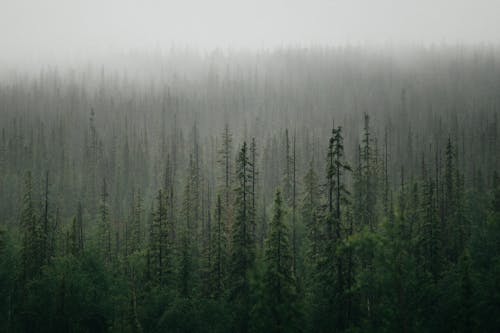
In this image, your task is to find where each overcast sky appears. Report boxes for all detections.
[1,0,499,65]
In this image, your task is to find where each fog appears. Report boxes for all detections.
[1,0,499,68]
[2,2,500,332]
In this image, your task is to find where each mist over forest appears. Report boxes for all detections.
[0,45,499,332]
[1,1,500,331]
[1,46,499,213]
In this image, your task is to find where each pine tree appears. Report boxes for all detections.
[149,188,173,285]
[20,171,43,281]
[190,122,202,240]
[179,210,193,297]
[129,189,142,254]
[359,113,378,231]
[262,189,298,333]
[442,138,467,263]
[291,134,297,278]
[209,194,227,297]
[332,126,351,232]
[178,154,198,295]
[443,137,456,262]
[218,124,233,239]
[41,171,50,263]
[229,142,255,333]
[86,108,99,216]
[302,160,320,260]
[250,137,258,251]
[318,125,351,331]
[283,129,293,202]
[99,178,112,263]
[201,180,214,298]
[68,204,84,257]
[420,175,441,280]
[76,202,84,254]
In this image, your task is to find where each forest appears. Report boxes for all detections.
[0,46,499,332]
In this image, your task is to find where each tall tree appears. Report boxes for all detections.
[229,142,255,333]
[250,137,258,250]
[41,171,50,263]
[99,178,111,263]
[317,125,352,331]
[302,159,320,261]
[218,124,234,237]
[20,171,42,281]
[283,129,293,203]
[209,194,227,297]
[128,190,142,255]
[291,133,297,278]
[261,189,298,333]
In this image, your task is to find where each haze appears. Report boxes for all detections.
[2,0,500,332]
[1,0,499,66]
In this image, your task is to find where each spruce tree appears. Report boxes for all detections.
[229,142,255,333]
[317,125,351,331]
[302,160,320,260]
[20,171,42,281]
[262,189,298,333]
[210,194,227,297]
[99,178,112,263]
[129,189,142,255]
[218,124,234,240]
[149,189,167,283]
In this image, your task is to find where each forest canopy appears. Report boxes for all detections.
[0,46,499,332]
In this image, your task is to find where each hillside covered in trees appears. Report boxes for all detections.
[0,46,499,332]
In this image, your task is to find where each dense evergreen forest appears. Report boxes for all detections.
[0,47,499,332]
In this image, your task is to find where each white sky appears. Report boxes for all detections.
[0,0,499,64]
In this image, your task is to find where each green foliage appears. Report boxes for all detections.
[16,253,114,333]
[259,189,299,333]
[228,142,256,333]
[2,93,500,333]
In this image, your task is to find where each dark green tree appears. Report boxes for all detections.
[229,142,255,333]
[99,178,111,263]
[20,171,43,281]
[261,189,298,333]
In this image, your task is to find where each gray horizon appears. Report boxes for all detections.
[1,0,499,68]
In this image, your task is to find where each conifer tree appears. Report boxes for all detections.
[420,175,441,280]
[443,137,456,261]
[262,189,298,333]
[20,171,43,281]
[250,137,258,250]
[68,204,84,257]
[302,155,324,325]
[302,160,320,260]
[360,113,378,231]
[178,154,199,295]
[218,124,233,236]
[76,202,84,254]
[317,125,351,331]
[229,142,255,333]
[283,129,293,203]
[99,178,112,263]
[209,194,226,297]
[129,189,142,254]
[291,134,297,278]
[442,138,468,263]
[149,188,173,285]
[41,171,50,263]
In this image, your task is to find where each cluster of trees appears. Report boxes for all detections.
[0,47,499,332]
